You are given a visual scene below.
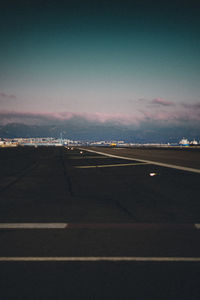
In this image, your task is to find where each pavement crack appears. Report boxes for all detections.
[113,199,138,221]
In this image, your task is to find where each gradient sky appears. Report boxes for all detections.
[0,0,200,139]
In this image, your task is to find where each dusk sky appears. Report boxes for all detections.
[0,0,200,141]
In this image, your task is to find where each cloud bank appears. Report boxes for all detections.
[0,110,141,126]
[0,99,200,127]
[0,96,199,141]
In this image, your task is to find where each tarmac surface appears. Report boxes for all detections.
[0,146,200,299]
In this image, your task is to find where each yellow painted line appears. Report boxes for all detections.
[75,162,149,169]
[0,223,68,229]
[79,148,200,174]
[0,257,200,262]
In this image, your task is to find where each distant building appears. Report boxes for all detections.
[179,138,190,146]
[190,139,198,146]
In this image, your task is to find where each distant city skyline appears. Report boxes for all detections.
[0,0,200,141]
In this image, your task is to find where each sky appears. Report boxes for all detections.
[0,0,200,141]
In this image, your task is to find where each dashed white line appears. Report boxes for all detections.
[0,257,200,262]
[0,223,68,229]
[79,148,200,174]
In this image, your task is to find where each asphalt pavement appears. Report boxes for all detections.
[0,146,200,299]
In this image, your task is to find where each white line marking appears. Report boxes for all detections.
[0,222,198,230]
[69,156,110,159]
[75,162,149,169]
[79,148,200,174]
[0,257,200,262]
[0,223,68,229]
[194,224,200,229]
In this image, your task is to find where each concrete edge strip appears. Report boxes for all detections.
[79,148,200,174]
[75,162,149,169]
[0,223,68,229]
[0,257,200,262]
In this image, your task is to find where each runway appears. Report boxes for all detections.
[80,146,200,173]
[0,146,200,299]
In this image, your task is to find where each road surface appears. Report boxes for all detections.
[0,146,200,299]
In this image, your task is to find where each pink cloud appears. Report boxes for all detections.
[32,111,144,126]
[0,110,145,127]
[151,98,174,106]
[181,102,200,110]
[141,108,200,124]
[0,92,16,99]
[0,105,200,127]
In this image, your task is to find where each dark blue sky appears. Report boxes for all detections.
[0,0,200,140]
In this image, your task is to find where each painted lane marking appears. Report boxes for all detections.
[0,223,68,229]
[75,162,149,169]
[69,156,110,159]
[79,148,200,174]
[0,223,198,230]
[0,257,200,262]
